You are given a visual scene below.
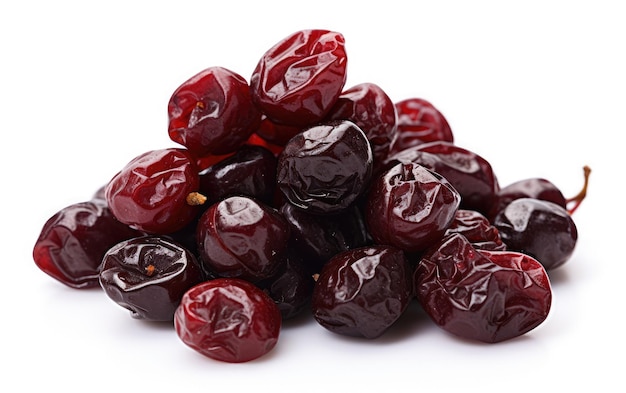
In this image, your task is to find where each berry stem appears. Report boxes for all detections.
[186,192,207,206]
[566,165,591,215]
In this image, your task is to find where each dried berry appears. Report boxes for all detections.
[175,278,281,363]
[414,233,552,343]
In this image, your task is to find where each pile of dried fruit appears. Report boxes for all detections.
[33,29,589,363]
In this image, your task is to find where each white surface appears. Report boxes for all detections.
[1,1,623,392]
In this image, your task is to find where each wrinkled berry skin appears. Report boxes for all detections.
[105,148,202,234]
[99,236,204,321]
[445,209,506,251]
[174,278,281,363]
[414,233,552,343]
[312,246,413,339]
[366,162,460,253]
[168,66,262,157]
[33,201,141,289]
[326,83,398,170]
[492,198,577,270]
[250,29,347,126]
[277,120,373,214]
[196,196,291,282]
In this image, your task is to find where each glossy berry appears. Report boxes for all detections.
[415,233,552,343]
[99,236,204,321]
[388,98,453,155]
[33,201,141,289]
[105,148,203,234]
[312,245,413,339]
[325,82,398,170]
[196,196,291,282]
[174,278,281,363]
[492,198,578,270]
[168,66,262,157]
[365,162,460,253]
[277,120,373,214]
[250,29,347,126]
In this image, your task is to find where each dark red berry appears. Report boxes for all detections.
[99,236,204,321]
[312,245,413,339]
[250,29,347,126]
[276,120,373,214]
[168,66,262,157]
[414,233,552,343]
[365,162,460,253]
[492,198,578,270]
[105,148,203,234]
[33,201,141,289]
[174,278,281,363]
[196,196,291,282]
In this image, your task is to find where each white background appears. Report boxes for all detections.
[1,1,623,391]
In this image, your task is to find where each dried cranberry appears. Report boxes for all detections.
[365,162,460,253]
[250,29,347,126]
[414,233,552,343]
[312,245,413,339]
[388,98,453,155]
[492,198,578,270]
[276,120,373,214]
[174,278,281,363]
[33,201,141,289]
[168,66,262,157]
[105,148,203,234]
[199,144,277,206]
[196,196,290,282]
[99,236,204,321]
[325,83,398,170]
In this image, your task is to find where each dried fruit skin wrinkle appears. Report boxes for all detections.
[100,236,204,321]
[250,29,348,126]
[312,245,413,339]
[174,278,281,363]
[366,162,461,253]
[105,148,201,234]
[414,233,552,343]
[168,66,262,157]
[33,201,140,289]
[277,120,373,214]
